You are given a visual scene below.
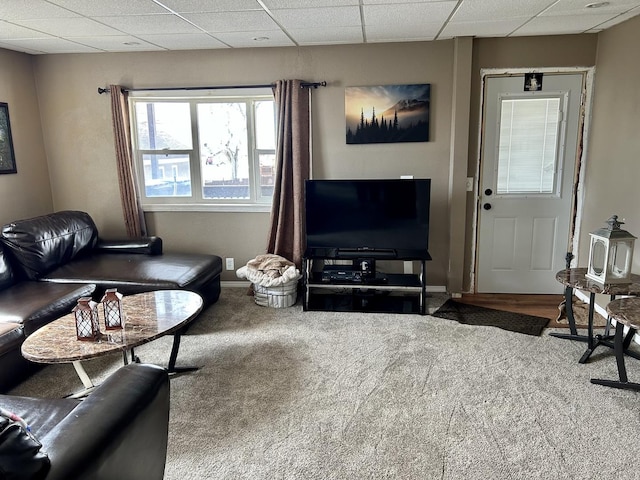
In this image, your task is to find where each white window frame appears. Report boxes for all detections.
[129,88,276,212]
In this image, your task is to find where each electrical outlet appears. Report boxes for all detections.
[403,261,413,275]
[225,258,235,270]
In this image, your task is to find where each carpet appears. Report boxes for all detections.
[432,299,550,336]
[10,288,640,480]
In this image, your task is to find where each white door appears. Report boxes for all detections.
[476,73,584,294]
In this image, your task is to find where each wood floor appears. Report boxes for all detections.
[457,293,564,325]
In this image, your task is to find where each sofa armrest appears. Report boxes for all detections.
[42,363,170,480]
[95,236,163,255]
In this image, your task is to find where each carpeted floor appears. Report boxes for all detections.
[10,288,640,479]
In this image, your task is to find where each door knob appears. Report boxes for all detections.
[483,203,492,210]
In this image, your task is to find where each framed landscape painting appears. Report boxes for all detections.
[0,103,16,174]
[345,84,430,144]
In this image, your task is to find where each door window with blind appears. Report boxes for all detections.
[495,95,566,196]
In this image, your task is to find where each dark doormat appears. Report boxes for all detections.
[432,299,550,336]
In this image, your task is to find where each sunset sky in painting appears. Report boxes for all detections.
[345,84,430,131]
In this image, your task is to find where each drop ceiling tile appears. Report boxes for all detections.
[452,0,558,22]
[262,0,359,7]
[512,13,615,35]
[363,0,453,3]
[0,37,100,53]
[590,6,640,29]
[440,18,530,38]
[0,0,80,20]
[270,6,361,29]
[288,26,364,44]
[364,2,457,27]
[45,0,169,16]
[213,30,295,48]
[159,0,263,13]
[67,35,166,52]
[0,41,43,55]
[541,0,640,16]
[92,14,202,35]
[17,17,126,37]
[183,11,280,32]
[137,33,229,50]
[0,21,51,39]
[365,22,442,42]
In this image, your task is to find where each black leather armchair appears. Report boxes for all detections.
[1,363,170,480]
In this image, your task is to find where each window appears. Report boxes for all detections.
[130,90,277,211]
[496,97,562,195]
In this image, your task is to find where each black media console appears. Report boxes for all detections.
[302,178,432,315]
[302,249,430,315]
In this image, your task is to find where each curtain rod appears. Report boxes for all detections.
[97,81,326,95]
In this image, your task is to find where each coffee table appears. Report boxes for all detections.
[21,290,203,396]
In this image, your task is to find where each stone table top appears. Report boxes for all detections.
[21,290,203,364]
[555,268,640,296]
[606,297,640,330]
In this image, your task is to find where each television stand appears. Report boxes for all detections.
[302,253,430,315]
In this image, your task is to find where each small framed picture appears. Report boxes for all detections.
[0,103,16,174]
[524,73,543,92]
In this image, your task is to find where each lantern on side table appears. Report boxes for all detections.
[101,288,124,330]
[73,297,100,341]
[586,215,636,285]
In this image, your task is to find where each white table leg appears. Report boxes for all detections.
[68,361,97,398]
[72,361,94,388]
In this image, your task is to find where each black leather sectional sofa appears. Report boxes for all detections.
[0,210,222,391]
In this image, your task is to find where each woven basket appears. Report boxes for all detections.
[253,281,298,308]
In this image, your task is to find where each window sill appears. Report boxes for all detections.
[142,203,272,213]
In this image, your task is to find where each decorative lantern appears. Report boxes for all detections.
[73,297,100,341]
[101,288,124,330]
[586,215,636,284]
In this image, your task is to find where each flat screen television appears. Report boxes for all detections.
[304,178,431,260]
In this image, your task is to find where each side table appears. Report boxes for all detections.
[591,297,640,391]
[551,268,640,363]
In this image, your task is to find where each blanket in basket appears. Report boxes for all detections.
[236,254,301,287]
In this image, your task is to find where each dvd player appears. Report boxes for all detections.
[320,266,388,284]
[321,266,363,283]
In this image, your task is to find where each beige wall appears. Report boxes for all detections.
[32,41,456,284]
[4,20,637,288]
[0,49,52,225]
[579,15,640,271]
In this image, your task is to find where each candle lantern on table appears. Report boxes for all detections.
[101,288,124,330]
[73,297,100,341]
[586,215,636,285]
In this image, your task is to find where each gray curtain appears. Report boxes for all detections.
[267,80,311,268]
[109,85,147,237]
